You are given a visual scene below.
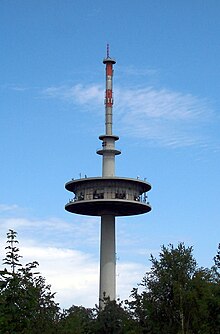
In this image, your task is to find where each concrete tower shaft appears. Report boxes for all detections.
[99,215,116,304]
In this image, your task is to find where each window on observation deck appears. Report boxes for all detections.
[78,192,84,201]
[93,190,104,199]
[115,192,126,199]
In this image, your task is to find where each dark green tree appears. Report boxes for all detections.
[214,243,220,270]
[58,299,136,334]
[207,243,220,334]
[0,229,60,333]
[128,243,218,334]
[58,305,95,334]
[94,298,136,334]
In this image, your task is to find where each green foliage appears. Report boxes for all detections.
[208,243,220,333]
[94,298,134,334]
[128,242,220,334]
[214,243,220,269]
[58,305,95,334]
[3,229,22,274]
[0,229,59,334]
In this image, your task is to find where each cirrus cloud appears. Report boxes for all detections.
[42,81,213,148]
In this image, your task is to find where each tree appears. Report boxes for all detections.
[214,243,220,270]
[207,243,220,333]
[58,305,95,334]
[144,243,197,333]
[128,243,218,334]
[94,298,136,334]
[0,229,60,333]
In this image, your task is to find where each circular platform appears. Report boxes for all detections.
[65,176,152,217]
[65,198,151,216]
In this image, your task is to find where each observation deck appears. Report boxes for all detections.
[65,176,151,216]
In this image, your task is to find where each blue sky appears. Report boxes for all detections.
[0,0,220,308]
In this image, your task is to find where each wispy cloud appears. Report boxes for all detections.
[118,65,159,77]
[115,87,209,120]
[43,81,213,148]
[43,84,103,107]
[0,215,100,249]
[1,84,29,92]
[0,204,20,212]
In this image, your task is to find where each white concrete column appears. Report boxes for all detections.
[102,153,115,177]
[99,214,116,307]
[102,137,116,177]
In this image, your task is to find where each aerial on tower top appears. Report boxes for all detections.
[103,44,116,64]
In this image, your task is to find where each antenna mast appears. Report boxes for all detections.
[107,43,110,58]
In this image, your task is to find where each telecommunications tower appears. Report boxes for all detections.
[65,46,151,306]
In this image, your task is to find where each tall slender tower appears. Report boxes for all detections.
[65,46,151,307]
